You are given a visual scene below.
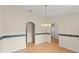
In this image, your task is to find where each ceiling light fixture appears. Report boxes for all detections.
[41,5,51,27]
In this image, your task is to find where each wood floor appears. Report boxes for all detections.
[14,39,76,53]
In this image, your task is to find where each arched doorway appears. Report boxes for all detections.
[51,23,55,41]
[51,23,59,41]
[51,23,59,45]
[26,22,35,45]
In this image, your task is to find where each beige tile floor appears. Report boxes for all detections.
[14,39,76,53]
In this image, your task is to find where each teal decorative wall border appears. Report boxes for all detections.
[0,34,26,40]
[0,33,79,40]
[59,34,79,38]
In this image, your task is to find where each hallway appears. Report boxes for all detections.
[14,39,75,53]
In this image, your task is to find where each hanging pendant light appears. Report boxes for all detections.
[41,5,51,27]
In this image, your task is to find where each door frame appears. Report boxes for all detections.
[26,22,35,45]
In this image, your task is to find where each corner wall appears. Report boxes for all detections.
[0,6,3,36]
[49,14,79,52]
[0,6,3,52]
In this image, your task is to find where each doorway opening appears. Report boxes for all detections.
[26,22,35,45]
[26,22,59,46]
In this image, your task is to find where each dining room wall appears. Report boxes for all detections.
[49,14,79,52]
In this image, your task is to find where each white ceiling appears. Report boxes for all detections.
[17,5,79,18]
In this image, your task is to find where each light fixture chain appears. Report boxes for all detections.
[45,5,47,21]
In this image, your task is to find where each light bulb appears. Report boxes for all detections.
[41,24,51,27]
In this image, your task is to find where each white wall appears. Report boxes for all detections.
[2,6,45,35]
[0,37,26,53]
[49,14,79,52]
[0,6,3,36]
[0,6,3,52]
[59,36,79,52]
